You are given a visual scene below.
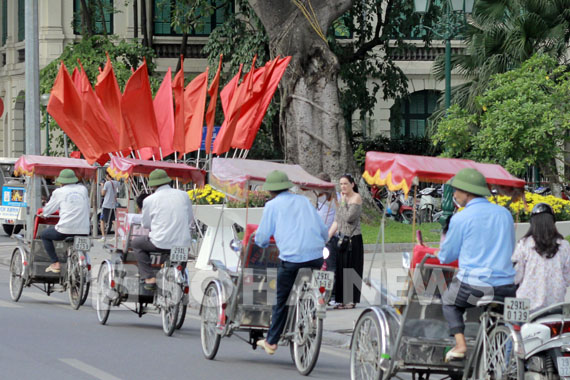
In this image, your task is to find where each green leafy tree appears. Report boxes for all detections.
[432,54,570,182]
[430,0,570,122]
[39,36,157,155]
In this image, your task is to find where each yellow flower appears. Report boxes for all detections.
[545,75,550,80]
[482,105,487,112]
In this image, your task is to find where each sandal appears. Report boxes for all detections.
[445,348,465,362]
[334,304,347,309]
[345,303,356,309]
[45,264,60,273]
[256,339,276,355]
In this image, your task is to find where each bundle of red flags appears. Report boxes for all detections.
[47,54,290,164]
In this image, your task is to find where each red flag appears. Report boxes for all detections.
[77,63,119,154]
[172,56,185,153]
[233,56,291,150]
[95,53,130,152]
[46,63,100,163]
[205,54,223,154]
[213,58,257,155]
[152,68,175,159]
[121,60,160,150]
[182,68,209,154]
[71,67,81,90]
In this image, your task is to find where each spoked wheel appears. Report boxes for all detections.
[350,311,385,380]
[475,325,524,380]
[95,264,112,325]
[80,275,90,306]
[201,283,222,360]
[67,251,85,310]
[176,304,187,330]
[9,249,25,302]
[160,268,180,337]
[292,288,323,376]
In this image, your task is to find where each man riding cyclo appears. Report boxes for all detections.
[436,168,517,362]
[254,170,328,355]
[132,169,193,290]
[40,169,90,273]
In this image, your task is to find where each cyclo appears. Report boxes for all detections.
[350,152,529,380]
[197,158,335,376]
[94,156,206,336]
[9,155,96,309]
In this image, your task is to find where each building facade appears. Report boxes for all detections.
[0,0,465,157]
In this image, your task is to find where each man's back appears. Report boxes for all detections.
[142,184,192,249]
[440,197,515,287]
[44,184,90,234]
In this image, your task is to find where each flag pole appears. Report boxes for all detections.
[159,147,163,161]
[196,148,200,168]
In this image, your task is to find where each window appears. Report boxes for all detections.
[153,0,233,36]
[2,0,7,46]
[390,90,440,139]
[333,12,352,39]
[73,0,114,35]
[17,0,24,42]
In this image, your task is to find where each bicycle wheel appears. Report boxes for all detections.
[200,283,222,360]
[80,276,90,306]
[95,264,112,325]
[67,251,84,310]
[160,268,179,337]
[475,324,524,380]
[176,304,187,330]
[292,288,323,376]
[350,311,385,380]
[9,248,25,302]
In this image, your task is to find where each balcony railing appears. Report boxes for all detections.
[390,46,465,61]
[153,43,207,59]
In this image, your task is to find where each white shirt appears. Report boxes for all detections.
[142,184,193,249]
[42,183,90,235]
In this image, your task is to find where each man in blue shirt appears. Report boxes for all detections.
[255,170,327,355]
[437,168,516,362]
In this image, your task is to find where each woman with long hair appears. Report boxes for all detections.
[328,174,363,309]
[512,203,570,312]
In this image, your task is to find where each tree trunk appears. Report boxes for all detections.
[80,0,94,38]
[176,32,189,73]
[248,0,356,179]
[96,0,108,36]
[141,0,150,48]
[133,0,138,39]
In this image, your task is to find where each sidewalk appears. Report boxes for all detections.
[0,238,407,349]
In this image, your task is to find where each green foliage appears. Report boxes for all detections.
[39,36,157,155]
[431,0,570,121]
[432,54,570,178]
[227,191,271,208]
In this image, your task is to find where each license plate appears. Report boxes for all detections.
[73,236,91,251]
[170,246,189,262]
[558,357,570,377]
[311,270,334,291]
[504,297,530,323]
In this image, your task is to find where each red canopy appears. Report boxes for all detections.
[107,156,205,187]
[14,155,97,180]
[211,158,334,200]
[363,152,525,196]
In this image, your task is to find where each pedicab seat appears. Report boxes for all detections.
[33,208,59,239]
[411,244,458,269]
[242,224,279,269]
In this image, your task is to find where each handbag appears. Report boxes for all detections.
[337,234,351,251]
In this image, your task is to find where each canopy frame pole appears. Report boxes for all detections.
[159,147,163,161]
[412,185,417,242]
[196,148,201,168]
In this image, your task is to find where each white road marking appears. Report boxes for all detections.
[59,358,122,380]
[0,299,23,308]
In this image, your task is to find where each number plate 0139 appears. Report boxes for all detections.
[311,270,334,291]
[503,297,530,323]
[73,236,90,251]
[170,247,189,262]
[557,357,570,377]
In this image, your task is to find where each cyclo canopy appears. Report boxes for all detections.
[210,158,334,200]
[107,156,206,187]
[362,152,525,196]
[14,155,97,180]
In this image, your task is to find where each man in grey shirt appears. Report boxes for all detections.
[100,173,119,241]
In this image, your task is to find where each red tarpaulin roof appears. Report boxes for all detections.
[14,155,97,179]
[363,152,525,196]
[211,158,334,200]
[107,156,206,186]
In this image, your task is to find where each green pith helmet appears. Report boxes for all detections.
[55,169,79,185]
[263,170,294,191]
[147,169,171,187]
[449,168,491,197]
